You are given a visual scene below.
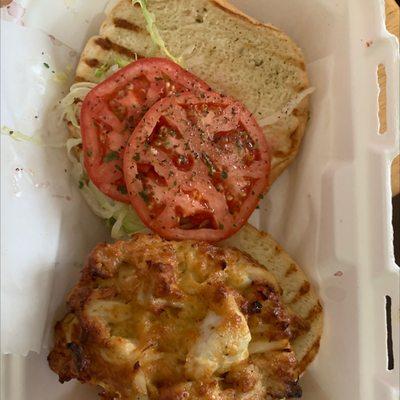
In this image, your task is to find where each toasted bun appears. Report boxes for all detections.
[222,224,323,373]
[75,0,310,183]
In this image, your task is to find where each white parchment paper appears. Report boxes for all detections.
[0,18,108,355]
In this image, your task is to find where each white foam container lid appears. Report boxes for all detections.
[1,0,399,399]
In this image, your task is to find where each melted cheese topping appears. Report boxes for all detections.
[186,294,251,379]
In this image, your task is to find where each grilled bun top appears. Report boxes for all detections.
[75,0,310,184]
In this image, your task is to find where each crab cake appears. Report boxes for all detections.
[48,234,303,399]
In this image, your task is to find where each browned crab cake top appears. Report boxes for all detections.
[48,234,302,399]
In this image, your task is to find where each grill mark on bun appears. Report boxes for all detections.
[305,302,323,322]
[298,337,321,372]
[85,58,100,68]
[285,263,298,277]
[94,37,137,59]
[113,18,143,32]
[289,281,311,304]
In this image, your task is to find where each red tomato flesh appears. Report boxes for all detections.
[123,92,271,242]
[80,58,210,202]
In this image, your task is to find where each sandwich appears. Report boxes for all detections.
[49,1,322,398]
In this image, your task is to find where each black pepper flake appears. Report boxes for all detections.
[248,301,263,314]
[257,286,272,301]
[43,62,50,68]
[78,181,84,189]
[221,170,228,179]
[258,194,264,200]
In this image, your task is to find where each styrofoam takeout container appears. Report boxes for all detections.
[1,0,399,399]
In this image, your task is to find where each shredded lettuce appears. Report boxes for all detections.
[132,0,182,65]
[79,180,146,239]
[1,126,43,145]
[94,63,109,78]
[114,56,133,68]
[61,82,146,239]
[60,82,96,127]
[1,125,65,148]
[94,57,133,80]
[52,71,69,84]
[258,87,315,127]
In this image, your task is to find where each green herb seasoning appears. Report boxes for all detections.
[103,151,119,162]
[139,190,149,203]
[117,185,128,195]
[133,153,141,161]
[202,153,216,176]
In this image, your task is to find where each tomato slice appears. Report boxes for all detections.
[123,92,271,242]
[80,58,210,202]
